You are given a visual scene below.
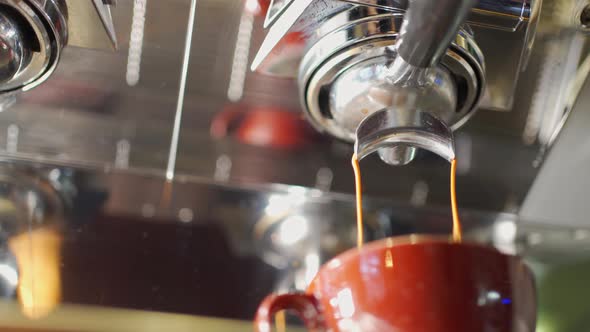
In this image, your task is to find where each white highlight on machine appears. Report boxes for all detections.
[265,194,292,217]
[495,220,517,242]
[265,187,307,217]
[314,167,334,192]
[227,0,257,102]
[493,219,518,255]
[214,154,232,182]
[277,215,309,246]
[0,263,18,287]
[126,0,148,86]
[6,124,18,153]
[178,208,194,223]
[523,34,585,146]
[166,0,198,181]
[115,139,131,169]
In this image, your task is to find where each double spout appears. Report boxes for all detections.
[355,0,477,165]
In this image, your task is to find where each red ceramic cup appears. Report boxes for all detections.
[255,236,536,332]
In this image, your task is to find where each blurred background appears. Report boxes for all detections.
[0,0,587,331]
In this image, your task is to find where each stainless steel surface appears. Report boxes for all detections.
[0,11,28,85]
[66,0,117,50]
[0,0,65,93]
[261,0,534,42]
[341,0,533,31]
[0,163,582,328]
[521,63,590,227]
[377,146,417,166]
[92,0,118,47]
[0,0,575,213]
[298,8,484,145]
[0,0,117,97]
[355,109,455,164]
[0,0,586,330]
[325,0,479,165]
[254,0,538,112]
[250,0,313,71]
[264,0,481,161]
[0,248,16,299]
[395,0,476,68]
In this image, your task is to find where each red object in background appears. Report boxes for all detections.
[249,0,307,77]
[211,105,321,150]
[255,237,537,332]
[257,0,270,16]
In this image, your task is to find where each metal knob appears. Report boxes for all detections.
[0,10,30,85]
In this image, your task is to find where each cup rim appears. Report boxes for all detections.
[318,234,520,275]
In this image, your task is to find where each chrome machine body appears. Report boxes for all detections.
[0,0,115,104]
[251,0,532,165]
[0,0,586,331]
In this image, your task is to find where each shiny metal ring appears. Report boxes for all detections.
[0,0,67,92]
[299,8,485,142]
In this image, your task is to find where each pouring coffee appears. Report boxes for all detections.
[254,127,537,331]
[254,0,536,330]
[255,236,536,332]
[254,76,536,332]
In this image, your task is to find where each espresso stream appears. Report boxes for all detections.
[273,155,463,330]
[351,154,463,247]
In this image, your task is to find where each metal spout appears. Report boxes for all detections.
[355,108,456,164]
[357,0,475,165]
[378,146,418,166]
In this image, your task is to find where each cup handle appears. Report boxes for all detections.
[254,293,325,332]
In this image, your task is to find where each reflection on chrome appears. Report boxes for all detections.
[265,195,291,217]
[277,215,309,246]
[496,221,518,242]
[0,263,18,288]
[8,227,62,319]
[265,188,307,218]
[126,0,148,87]
[494,219,518,254]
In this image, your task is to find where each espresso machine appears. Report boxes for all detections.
[0,0,587,331]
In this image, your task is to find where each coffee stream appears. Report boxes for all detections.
[272,154,462,331]
[351,154,364,248]
[271,155,462,331]
[351,154,463,248]
[450,159,462,242]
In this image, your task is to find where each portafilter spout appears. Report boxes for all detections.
[355,0,476,165]
[355,108,455,165]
